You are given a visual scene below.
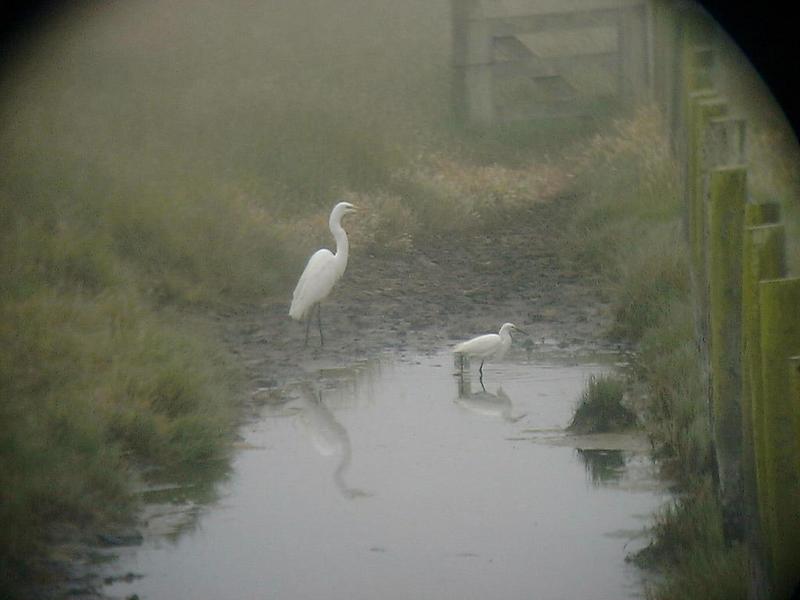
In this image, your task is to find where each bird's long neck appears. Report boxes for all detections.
[330,216,349,272]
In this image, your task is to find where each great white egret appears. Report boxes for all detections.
[453,322,527,378]
[289,201,357,346]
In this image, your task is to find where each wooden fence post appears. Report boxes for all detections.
[685,96,728,485]
[706,116,746,165]
[792,356,800,456]
[743,223,786,545]
[707,166,746,540]
[758,276,800,598]
[690,96,727,275]
[745,201,781,227]
[742,216,784,600]
[451,0,494,126]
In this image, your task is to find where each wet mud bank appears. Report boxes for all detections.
[225,198,616,392]
[38,198,652,599]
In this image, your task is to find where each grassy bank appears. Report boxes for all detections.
[0,1,578,594]
[558,102,799,598]
[0,1,449,594]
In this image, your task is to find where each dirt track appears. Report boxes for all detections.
[223,195,615,393]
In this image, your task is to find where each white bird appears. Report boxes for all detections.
[453,322,527,378]
[289,201,357,346]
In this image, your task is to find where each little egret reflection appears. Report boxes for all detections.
[453,322,527,379]
[289,202,357,346]
[456,374,527,423]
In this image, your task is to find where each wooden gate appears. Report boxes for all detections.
[451,0,652,125]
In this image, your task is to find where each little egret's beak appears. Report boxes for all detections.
[513,326,529,335]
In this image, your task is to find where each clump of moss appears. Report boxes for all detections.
[568,373,638,434]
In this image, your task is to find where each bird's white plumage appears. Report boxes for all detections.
[289,249,339,321]
[288,201,355,323]
[453,323,523,364]
[453,333,508,360]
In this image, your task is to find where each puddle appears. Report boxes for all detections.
[102,352,669,600]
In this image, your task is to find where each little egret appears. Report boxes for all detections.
[453,322,527,378]
[289,201,356,346]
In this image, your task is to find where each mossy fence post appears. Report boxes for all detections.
[675,8,800,598]
[742,215,785,600]
[758,277,800,599]
[707,165,746,540]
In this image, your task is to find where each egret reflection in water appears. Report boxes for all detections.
[455,373,526,423]
[296,384,371,499]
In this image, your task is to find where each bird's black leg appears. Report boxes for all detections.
[479,360,484,376]
[317,304,324,347]
[304,313,311,347]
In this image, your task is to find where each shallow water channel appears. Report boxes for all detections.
[103,351,669,600]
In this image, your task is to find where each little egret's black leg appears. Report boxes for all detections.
[304,313,311,347]
[317,304,324,347]
[478,360,485,386]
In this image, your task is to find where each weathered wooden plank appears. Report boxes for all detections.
[484,6,642,37]
[707,166,747,540]
[493,35,533,61]
[492,51,618,79]
[759,277,800,598]
[742,219,785,600]
[704,116,746,167]
[485,0,645,18]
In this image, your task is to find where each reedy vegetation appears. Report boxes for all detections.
[561,102,796,599]
[0,0,452,591]
[1,1,798,598]
[561,108,747,599]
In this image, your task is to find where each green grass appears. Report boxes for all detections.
[632,479,748,600]
[1,2,796,597]
[0,2,456,593]
[559,106,745,598]
[568,373,637,434]
[0,287,239,593]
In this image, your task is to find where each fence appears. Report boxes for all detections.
[673,5,800,600]
[452,3,800,599]
[451,0,651,125]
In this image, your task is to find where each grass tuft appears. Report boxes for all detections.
[632,479,748,600]
[568,373,637,434]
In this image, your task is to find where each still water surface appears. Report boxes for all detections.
[105,352,668,600]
